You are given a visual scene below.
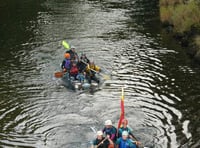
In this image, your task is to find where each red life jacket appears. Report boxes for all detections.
[70,66,78,75]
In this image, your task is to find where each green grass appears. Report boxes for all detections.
[160,0,200,33]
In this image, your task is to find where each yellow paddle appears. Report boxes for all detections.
[62,40,70,49]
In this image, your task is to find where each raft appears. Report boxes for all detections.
[61,72,102,92]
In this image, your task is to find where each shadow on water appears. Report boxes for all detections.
[0,0,200,148]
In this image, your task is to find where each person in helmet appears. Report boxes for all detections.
[66,46,78,60]
[77,53,90,72]
[116,131,137,148]
[91,131,114,148]
[118,119,140,146]
[85,61,101,84]
[102,120,117,143]
[61,53,71,72]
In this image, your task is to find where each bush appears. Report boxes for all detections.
[194,35,200,47]
[160,0,184,6]
[160,0,200,33]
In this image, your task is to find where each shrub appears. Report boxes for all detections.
[194,35,200,47]
[160,0,200,33]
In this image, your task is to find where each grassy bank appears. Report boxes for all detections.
[159,0,200,62]
[160,0,200,33]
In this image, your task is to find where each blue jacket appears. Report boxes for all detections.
[116,137,136,148]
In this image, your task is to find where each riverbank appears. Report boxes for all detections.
[159,0,200,63]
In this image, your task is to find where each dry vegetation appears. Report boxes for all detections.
[160,0,200,33]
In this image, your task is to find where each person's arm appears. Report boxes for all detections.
[91,140,97,148]
[110,133,115,141]
[107,137,114,145]
[90,145,95,148]
[129,132,138,141]
[94,65,100,72]
[129,133,141,146]
[115,138,120,148]
[61,60,65,69]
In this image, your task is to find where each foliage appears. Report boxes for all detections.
[194,35,200,48]
[160,0,200,33]
[160,0,184,6]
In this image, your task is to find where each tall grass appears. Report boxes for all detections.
[160,0,200,33]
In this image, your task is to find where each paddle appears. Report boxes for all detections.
[54,40,69,78]
[54,71,65,78]
[80,60,111,80]
[62,40,70,49]
[96,137,108,148]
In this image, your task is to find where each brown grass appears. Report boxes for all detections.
[160,0,200,33]
[160,0,184,6]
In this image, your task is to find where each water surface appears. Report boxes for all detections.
[0,0,200,147]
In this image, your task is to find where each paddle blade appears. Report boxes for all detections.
[102,74,111,80]
[54,72,64,78]
[62,40,70,49]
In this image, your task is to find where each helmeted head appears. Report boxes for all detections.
[122,131,129,140]
[70,46,75,52]
[122,119,128,126]
[64,53,70,59]
[72,62,76,67]
[105,120,112,128]
[96,131,103,140]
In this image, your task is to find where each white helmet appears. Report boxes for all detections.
[122,131,128,136]
[97,131,103,136]
[105,120,112,126]
[71,46,75,49]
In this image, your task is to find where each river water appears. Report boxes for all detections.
[0,0,200,148]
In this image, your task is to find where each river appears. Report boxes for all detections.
[0,0,200,148]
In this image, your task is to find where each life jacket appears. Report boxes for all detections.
[86,64,100,76]
[93,137,108,148]
[117,138,136,148]
[103,126,117,141]
[64,59,71,69]
[70,66,78,75]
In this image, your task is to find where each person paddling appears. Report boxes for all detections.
[116,131,137,148]
[66,46,78,61]
[102,120,117,143]
[118,119,140,147]
[77,53,90,72]
[91,131,114,148]
[69,62,79,80]
[85,61,101,84]
[61,53,71,72]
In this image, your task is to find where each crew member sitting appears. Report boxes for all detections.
[69,62,79,80]
[61,53,71,72]
[85,61,101,84]
[91,131,114,148]
[116,131,137,148]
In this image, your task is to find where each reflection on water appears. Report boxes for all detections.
[0,0,200,148]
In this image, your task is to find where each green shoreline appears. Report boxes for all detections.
[159,0,200,63]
